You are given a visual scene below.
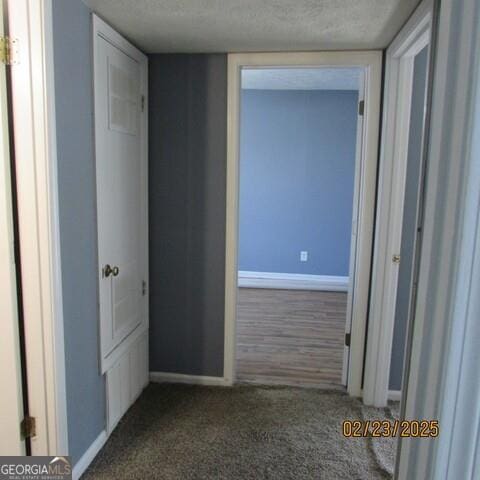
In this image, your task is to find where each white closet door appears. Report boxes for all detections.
[93,16,148,372]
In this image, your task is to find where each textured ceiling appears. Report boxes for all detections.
[83,0,420,54]
[242,68,361,90]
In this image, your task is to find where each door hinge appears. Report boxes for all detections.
[141,95,145,112]
[142,280,147,296]
[0,37,19,66]
[20,416,36,440]
[345,333,351,347]
[358,100,364,116]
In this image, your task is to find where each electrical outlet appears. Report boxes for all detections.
[300,251,308,262]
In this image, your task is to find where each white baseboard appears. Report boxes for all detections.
[150,371,230,387]
[72,430,108,480]
[238,271,349,292]
[388,390,402,401]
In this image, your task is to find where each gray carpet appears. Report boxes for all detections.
[361,403,400,477]
[83,383,398,480]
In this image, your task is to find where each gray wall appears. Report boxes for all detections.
[389,46,429,390]
[52,0,105,464]
[239,89,358,276]
[148,54,227,376]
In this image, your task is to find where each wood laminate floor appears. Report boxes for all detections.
[236,288,347,388]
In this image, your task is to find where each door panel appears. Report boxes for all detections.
[106,332,148,433]
[94,23,148,372]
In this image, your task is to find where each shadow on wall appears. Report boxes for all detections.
[148,54,227,378]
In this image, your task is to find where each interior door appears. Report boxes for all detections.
[0,3,26,454]
[342,72,365,387]
[94,24,148,372]
[389,46,430,391]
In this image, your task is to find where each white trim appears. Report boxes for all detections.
[388,390,402,402]
[92,14,149,374]
[238,271,349,292]
[364,0,433,408]
[44,0,69,453]
[225,51,382,396]
[397,0,480,477]
[72,430,108,480]
[8,0,68,455]
[150,372,230,387]
[342,70,365,388]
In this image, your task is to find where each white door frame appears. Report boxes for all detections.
[0,0,25,455]
[342,72,365,387]
[397,0,480,476]
[224,51,382,397]
[363,0,433,407]
[8,0,68,455]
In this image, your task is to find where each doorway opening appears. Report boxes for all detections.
[224,52,382,396]
[364,1,433,407]
[235,67,362,388]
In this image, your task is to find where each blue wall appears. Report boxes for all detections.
[52,0,105,464]
[239,89,358,276]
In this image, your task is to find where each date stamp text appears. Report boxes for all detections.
[342,420,439,438]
